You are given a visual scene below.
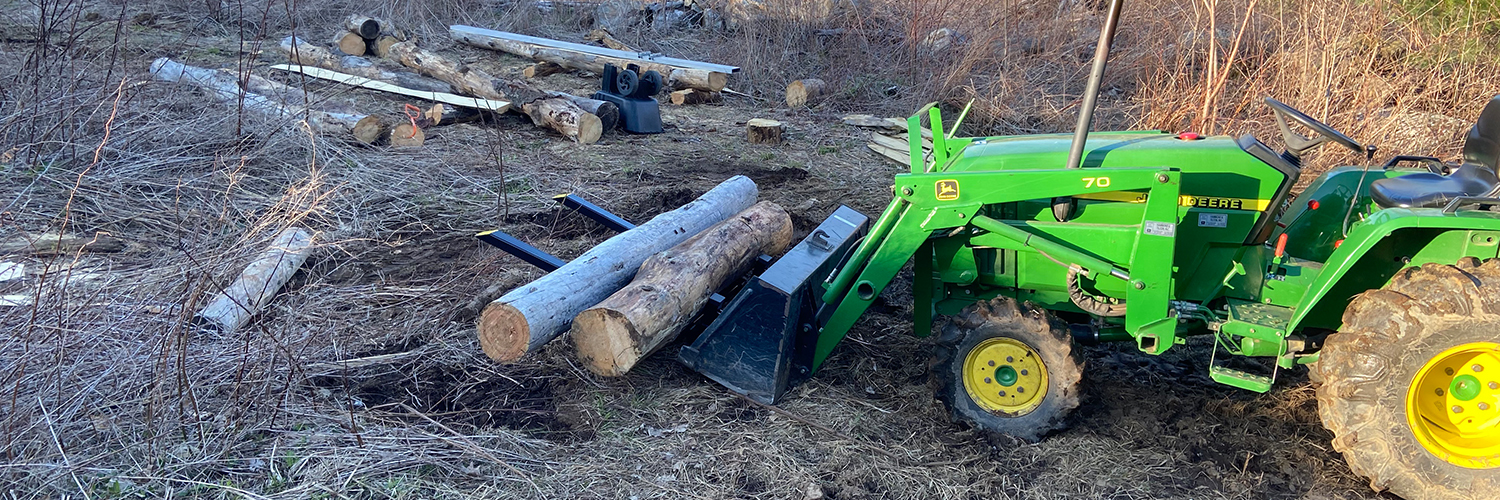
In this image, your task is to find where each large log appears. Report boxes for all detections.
[547,92,619,132]
[383,41,601,143]
[277,36,453,94]
[451,25,731,92]
[478,176,759,362]
[150,57,364,137]
[194,228,314,333]
[571,201,792,376]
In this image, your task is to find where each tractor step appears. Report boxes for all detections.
[1208,365,1273,393]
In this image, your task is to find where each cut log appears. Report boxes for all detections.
[669,89,721,105]
[385,41,506,101]
[345,15,385,40]
[353,115,387,144]
[334,31,366,56]
[451,25,734,93]
[478,176,759,362]
[194,227,314,334]
[0,232,126,257]
[547,92,619,132]
[390,123,425,147]
[746,118,784,145]
[522,98,603,144]
[150,57,364,137]
[270,63,512,113]
[371,35,400,58]
[278,36,454,94]
[667,68,727,92]
[584,28,634,51]
[571,201,793,376]
[523,61,565,79]
[785,78,828,108]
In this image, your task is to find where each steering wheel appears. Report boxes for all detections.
[1265,97,1364,158]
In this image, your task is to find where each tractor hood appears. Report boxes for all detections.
[945,131,1263,173]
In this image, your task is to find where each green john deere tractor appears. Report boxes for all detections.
[675,1,1498,497]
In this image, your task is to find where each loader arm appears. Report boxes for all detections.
[810,167,1184,370]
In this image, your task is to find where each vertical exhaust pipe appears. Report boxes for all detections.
[1064,0,1125,170]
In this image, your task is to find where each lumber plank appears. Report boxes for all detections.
[270,63,512,113]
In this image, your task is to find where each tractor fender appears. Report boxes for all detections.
[1286,207,1500,332]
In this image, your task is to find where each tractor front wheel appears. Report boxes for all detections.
[1316,259,1500,500]
[933,297,1083,442]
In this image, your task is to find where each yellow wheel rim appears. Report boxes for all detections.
[1405,341,1500,469]
[963,337,1049,416]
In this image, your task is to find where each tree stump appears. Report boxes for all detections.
[747,119,784,145]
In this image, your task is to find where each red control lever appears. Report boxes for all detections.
[1274,233,1288,259]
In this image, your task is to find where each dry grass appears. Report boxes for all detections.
[0,0,1494,498]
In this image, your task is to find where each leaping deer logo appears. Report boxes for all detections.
[935,180,960,201]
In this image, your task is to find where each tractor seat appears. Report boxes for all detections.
[1371,95,1500,208]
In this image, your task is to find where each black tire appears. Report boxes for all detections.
[933,297,1084,442]
[1315,258,1500,500]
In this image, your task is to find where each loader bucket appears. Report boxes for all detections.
[678,206,869,403]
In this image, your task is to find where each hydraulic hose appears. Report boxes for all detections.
[1067,265,1127,317]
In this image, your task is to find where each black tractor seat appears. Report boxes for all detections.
[1371,95,1500,208]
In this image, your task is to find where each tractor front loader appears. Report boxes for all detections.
[672,0,1499,498]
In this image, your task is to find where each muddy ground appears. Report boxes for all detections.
[0,3,1404,499]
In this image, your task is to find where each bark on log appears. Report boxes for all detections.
[477,176,759,362]
[785,78,828,108]
[584,28,634,51]
[522,97,603,144]
[0,232,126,256]
[194,227,314,334]
[571,201,793,375]
[335,31,366,56]
[670,88,721,105]
[746,118,784,144]
[150,57,364,137]
[667,68,727,92]
[386,41,506,101]
[452,26,730,92]
[548,92,619,132]
[278,36,453,94]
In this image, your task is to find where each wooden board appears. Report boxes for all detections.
[270,64,511,113]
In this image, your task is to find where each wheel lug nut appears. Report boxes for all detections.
[1480,402,1491,411]
[1445,367,1455,376]
[1453,405,1464,413]
[1436,388,1445,396]
[1007,356,1014,363]
[988,360,995,367]
[1473,364,1484,372]
[1021,369,1028,376]
[984,378,992,384]
[999,390,1006,396]
[1017,387,1025,393]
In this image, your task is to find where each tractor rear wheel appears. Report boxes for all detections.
[1316,259,1500,500]
[933,297,1083,442]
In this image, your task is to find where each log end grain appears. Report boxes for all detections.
[747,119,784,145]
[335,32,367,56]
[390,123,425,147]
[670,89,722,106]
[372,36,399,58]
[577,112,603,145]
[353,115,387,145]
[523,61,565,79]
[785,78,828,108]
[478,302,530,362]
[571,308,640,376]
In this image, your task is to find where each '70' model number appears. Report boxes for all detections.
[1083,177,1111,188]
